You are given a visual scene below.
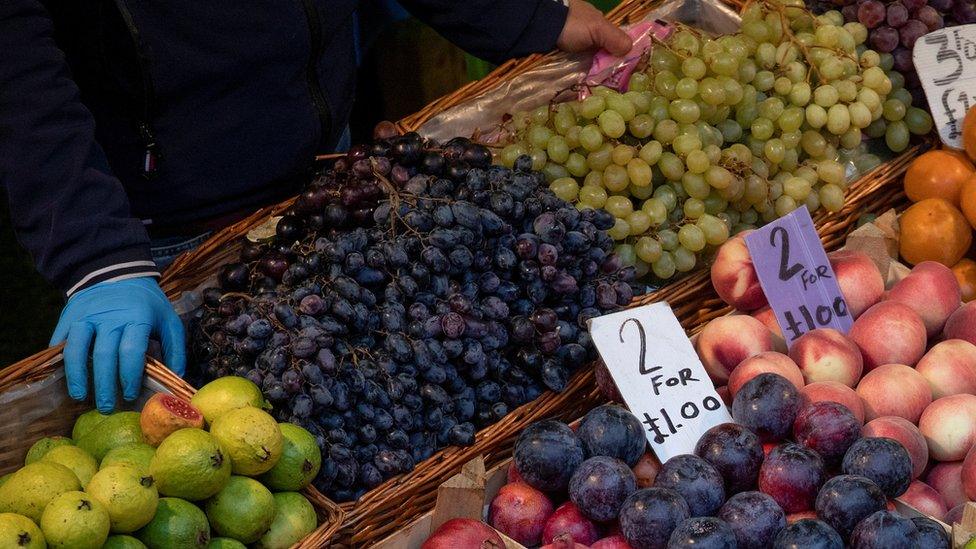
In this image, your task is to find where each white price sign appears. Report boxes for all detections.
[914,25,976,147]
[589,302,732,462]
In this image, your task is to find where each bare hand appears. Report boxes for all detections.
[556,0,633,56]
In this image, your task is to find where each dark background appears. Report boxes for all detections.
[0,2,620,365]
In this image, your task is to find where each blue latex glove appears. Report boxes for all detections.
[50,277,186,412]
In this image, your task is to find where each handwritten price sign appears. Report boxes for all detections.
[745,207,851,345]
[913,25,976,147]
[589,302,731,462]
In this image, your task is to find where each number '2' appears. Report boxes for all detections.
[770,227,804,282]
[619,318,653,375]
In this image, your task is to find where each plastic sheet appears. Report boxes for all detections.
[417,0,742,143]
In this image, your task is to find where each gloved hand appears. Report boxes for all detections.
[50,277,186,412]
[557,0,633,56]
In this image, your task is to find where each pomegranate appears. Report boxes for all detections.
[488,482,554,546]
[421,518,504,549]
[542,502,598,546]
[140,393,205,446]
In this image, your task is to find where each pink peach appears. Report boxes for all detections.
[828,249,885,319]
[711,233,767,311]
[916,339,976,399]
[945,302,976,346]
[898,480,948,520]
[927,461,968,508]
[727,352,804,397]
[887,261,962,337]
[789,328,864,387]
[848,301,928,371]
[799,381,866,424]
[918,394,976,461]
[962,443,976,501]
[695,315,777,384]
[862,416,929,479]
[751,307,787,352]
[856,364,932,423]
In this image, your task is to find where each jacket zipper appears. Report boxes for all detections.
[298,0,333,148]
[113,0,160,177]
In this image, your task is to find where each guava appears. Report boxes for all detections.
[0,512,45,548]
[101,443,156,474]
[103,535,148,549]
[258,423,321,491]
[149,428,230,500]
[190,376,268,424]
[136,497,210,549]
[41,445,98,488]
[206,538,247,549]
[253,492,318,549]
[210,407,282,476]
[39,491,110,549]
[140,393,205,446]
[0,462,81,522]
[0,474,12,488]
[24,436,73,464]
[87,465,159,533]
[204,476,276,544]
[72,410,110,440]
[77,412,143,461]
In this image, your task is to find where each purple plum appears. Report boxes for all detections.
[849,510,919,548]
[793,402,861,465]
[514,420,585,492]
[842,437,912,498]
[654,454,726,517]
[814,475,887,538]
[718,491,787,549]
[578,404,647,466]
[759,443,826,514]
[568,456,637,522]
[618,487,690,549]
[694,422,764,494]
[731,373,800,442]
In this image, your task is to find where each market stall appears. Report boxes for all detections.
[4,0,976,545]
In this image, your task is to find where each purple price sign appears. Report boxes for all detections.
[744,207,852,345]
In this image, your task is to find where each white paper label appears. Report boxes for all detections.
[589,302,732,462]
[914,25,976,148]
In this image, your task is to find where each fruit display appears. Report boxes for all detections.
[0,377,320,549]
[190,131,636,502]
[899,107,976,303]
[495,0,932,282]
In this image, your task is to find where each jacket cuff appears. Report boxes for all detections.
[64,246,160,298]
[504,0,570,60]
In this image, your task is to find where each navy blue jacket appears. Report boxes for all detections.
[1,0,568,296]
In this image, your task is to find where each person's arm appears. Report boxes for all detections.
[0,0,184,410]
[397,0,632,64]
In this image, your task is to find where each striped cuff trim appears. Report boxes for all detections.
[66,261,160,297]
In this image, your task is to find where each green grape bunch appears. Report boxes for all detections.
[495,0,933,282]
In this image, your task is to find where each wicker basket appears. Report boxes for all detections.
[0,346,343,549]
